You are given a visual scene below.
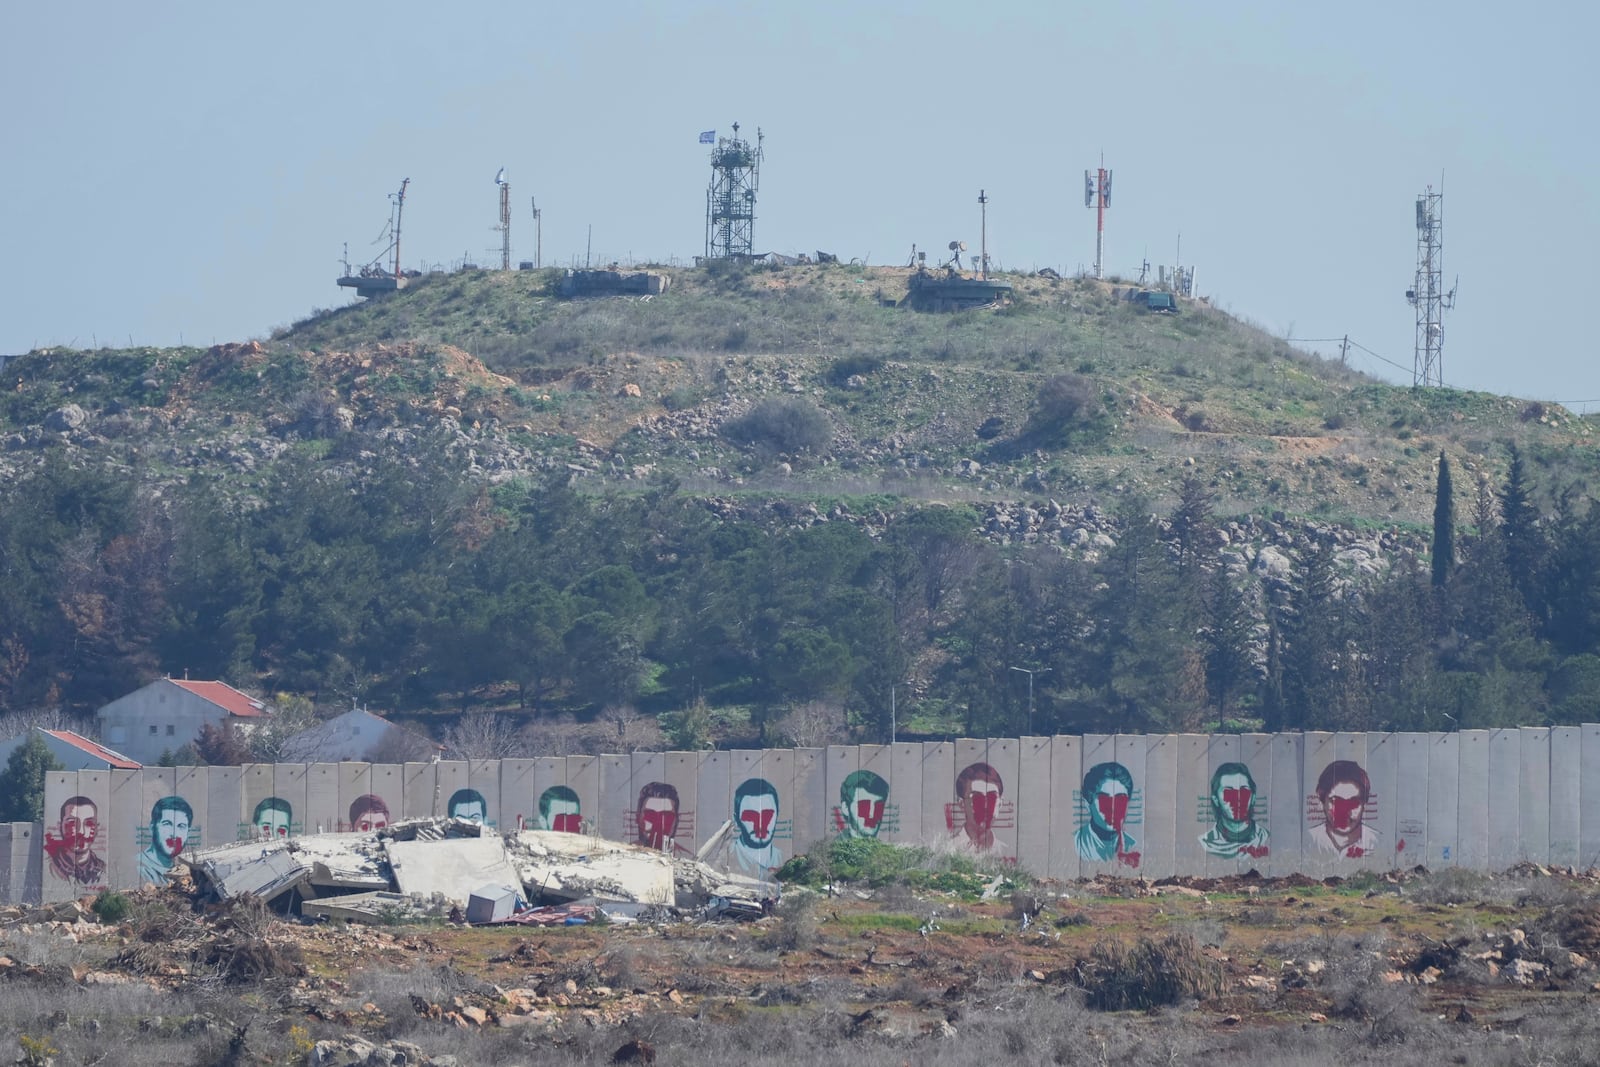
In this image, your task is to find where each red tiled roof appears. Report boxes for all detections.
[42,729,142,770]
[169,679,269,718]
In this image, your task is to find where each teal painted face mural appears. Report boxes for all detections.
[836,770,889,839]
[537,786,581,833]
[138,795,194,883]
[733,777,785,878]
[1074,762,1139,868]
[252,796,293,840]
[1198,762,1269,859]
[448,788,488,824]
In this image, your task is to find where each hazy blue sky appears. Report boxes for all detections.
[3,2,1594,403]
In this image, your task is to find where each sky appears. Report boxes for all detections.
[3,1,1595,404]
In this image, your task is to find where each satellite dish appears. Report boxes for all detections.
[495,167,507,186]
[950,240,967,252]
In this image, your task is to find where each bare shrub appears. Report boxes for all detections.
[768,892,819,952]
[766,699,847,748]
[1073,932,1223,1011]
[442,710,528,759]
[720,397,833,457]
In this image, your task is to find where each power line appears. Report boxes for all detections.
[1287,336,1421,381]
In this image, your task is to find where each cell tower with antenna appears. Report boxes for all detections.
[1084,162,1112,278]
[337,177,411,298]
[494,168,511,271]
[1406,183,1457,387]
[704,123,763,260]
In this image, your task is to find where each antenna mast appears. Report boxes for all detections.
[978,189,989,279]
[704,123,763,260]
[495,168,511,271]
[1406,183,1456,387]
[391,178,409,279]
[1084,161,1111,278]
[530,197,542,269]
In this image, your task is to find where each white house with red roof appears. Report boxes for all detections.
[94,678,269,765]
[0,727,142,771]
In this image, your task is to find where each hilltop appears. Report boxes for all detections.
[7,263,1595,528]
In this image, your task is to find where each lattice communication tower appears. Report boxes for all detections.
[1406,185,1457,387]
[705,123,763,260]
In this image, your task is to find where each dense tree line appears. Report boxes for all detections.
[3,441,1599,740]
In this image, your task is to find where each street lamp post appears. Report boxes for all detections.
[1008,665,1051,734]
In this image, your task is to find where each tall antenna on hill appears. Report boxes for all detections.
[495,168,511,271]
[1084,160,1112,278]
[1406,181,1457,387]
[704,123,763,260]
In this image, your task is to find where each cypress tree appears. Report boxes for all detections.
[1433,451,1455,588]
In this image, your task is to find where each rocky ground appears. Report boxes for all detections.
[5,864,1600,1066]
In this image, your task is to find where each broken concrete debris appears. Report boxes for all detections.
[184,818,776,925]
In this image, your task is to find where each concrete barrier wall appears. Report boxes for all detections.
[32,727,1600,899]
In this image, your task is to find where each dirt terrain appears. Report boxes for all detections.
[4,865,1600,1066]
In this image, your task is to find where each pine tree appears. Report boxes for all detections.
[0,732,65,822]
[1432,451,1455,589]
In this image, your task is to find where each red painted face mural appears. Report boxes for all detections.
[1096,786,1129,830]
[739,797,777,845]
[853,789,885,831]
[552,811,582,833]
[1312,760,1375,857]
[61,803,98,858]
[1326,784,1363,831]
[638,797,678,850]
[1222,785,1253,822]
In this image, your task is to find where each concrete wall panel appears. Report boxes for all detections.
[565,757,601,837]
[753,747,795,869]
[1519,728,1552,864]
[1173,735,1210,878]
[306,763,340,836]
[918,743,956,853]
[1363,733,1400,870]
[498,760,536,833]
[1138,735,1176,879]
[1549,728,1581,867]
[1427,734,1460,867]
[1487,730,1521,870]
[1389,734,1429,865]
[1015,737,1052,877]
[599,754,633,844]
[694,751,731,849]
[463,760,501,829]
[1266,733,1303,877]
[1201,734,1243,877]
[1456,731,1491,870]
[858,746,900,842]
[267,764,306,840]
[791,749,825,856]
[430,762,469,822]
[401,763,436,821]
[40,772,91,901]
[1581,727,1600,868]
[241,764,277,844]
[1045,735,1081,882]
[889,743,925,845]
[661,753,706,853]
[824,746,859,838]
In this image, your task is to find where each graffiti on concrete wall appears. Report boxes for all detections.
[347,794,391,832]
[448,788,489,826]
[1197,762,1269,859]
[732,777,787,879]
[1074,762,1141,867]
[1308,760,1378,858]
[44,795,105,888]
[833,770,896,838]
[945,761,1015,857]
[537,786,581,832]
[248,797,296,841]
[633,782,694,856]
[138,795,197,884]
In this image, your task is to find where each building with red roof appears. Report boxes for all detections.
[0,727,141,771]
[94,678,271,765]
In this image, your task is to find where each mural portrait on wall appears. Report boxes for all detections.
[252,797,293,841]
[635,782,683,852]
[44,795,106,887]
[138,795,193,883]
[349,794,390,832]
[1198,762,1269,859]
[448,788,488,824]
[947,762,1010,853]
[732,777,784,878]
[1074,762,1140,867]
[1311,760,1378,858]
[537,786,582,833]
[834,769,890,839]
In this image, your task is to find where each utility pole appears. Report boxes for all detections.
[1339,334,1350,367]
[1008,665,1051,734]
[530,198,542,269]
[1084,162,1111,278]
[890,684,896,744]
[978,189,989,280]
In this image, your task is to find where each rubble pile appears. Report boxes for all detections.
[184,818,776,926]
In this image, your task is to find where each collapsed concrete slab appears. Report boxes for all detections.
[506,830,676,905]
[385,836,523,907]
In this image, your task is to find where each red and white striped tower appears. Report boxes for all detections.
[1084,163,1112,278]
